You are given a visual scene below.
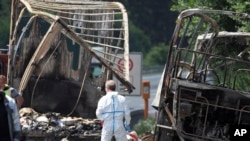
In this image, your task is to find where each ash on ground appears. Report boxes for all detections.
[19,107,102,140]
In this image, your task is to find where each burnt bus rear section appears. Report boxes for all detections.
[154,9,250,141]
[7,0,134,140]
[163,78,250,140]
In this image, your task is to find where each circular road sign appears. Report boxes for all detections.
[117,58,133,72]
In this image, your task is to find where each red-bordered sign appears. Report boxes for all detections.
[117,58,133,72]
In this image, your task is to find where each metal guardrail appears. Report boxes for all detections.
[142,65,165,74]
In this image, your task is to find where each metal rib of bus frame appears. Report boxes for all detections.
[8,0,134,94]
[154,9,250,141]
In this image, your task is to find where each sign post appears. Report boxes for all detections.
[142,80,150,118]
[113,52,142,96]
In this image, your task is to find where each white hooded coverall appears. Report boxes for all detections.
[96,91,131,141]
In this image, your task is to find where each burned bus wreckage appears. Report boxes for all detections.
[152,9,250,141]
[5,0,134,140]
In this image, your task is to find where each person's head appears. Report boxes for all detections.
[105,80,116,92]
[0,75,6,90]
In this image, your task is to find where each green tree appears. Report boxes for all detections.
[129,22,151,55]
[171,0,250,31]
[0,0,11,48]
[143,43,169,66]
[108,0,177,44]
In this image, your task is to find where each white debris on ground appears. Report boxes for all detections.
[19,108,144,141]
[19,107,102,140]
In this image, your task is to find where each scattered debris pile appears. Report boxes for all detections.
[19,107,102,141]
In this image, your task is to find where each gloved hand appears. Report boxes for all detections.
[124,123,131,132]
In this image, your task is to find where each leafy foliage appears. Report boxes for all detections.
[171,0,230,12]
[133,117,156,137]
[170,0,250,32]
[105,0,177,45]
[143,43,169,66]
[0,0,11,48]
[129,22,152,55]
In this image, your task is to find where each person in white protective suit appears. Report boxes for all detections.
[96,80,131,141]
[0,91,21,141]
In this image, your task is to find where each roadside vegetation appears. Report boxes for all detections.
[133,117,156,138]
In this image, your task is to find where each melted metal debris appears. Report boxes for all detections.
[19,107,102,139]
